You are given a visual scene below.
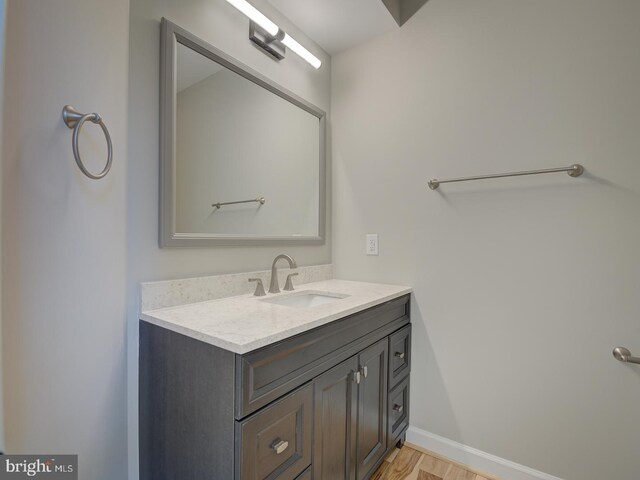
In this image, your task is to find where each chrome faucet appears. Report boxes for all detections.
[269,254,298,294]
[248,278,266,296]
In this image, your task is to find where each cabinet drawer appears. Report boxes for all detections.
[388,324,411,390]
[295,467,311,480]
[236,383,313,480]
[388,376,410,445]
[237,295,410,418]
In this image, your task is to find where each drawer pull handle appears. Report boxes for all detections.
[395,352,405,359]
[271,439,289,455]
[393,404,404,413]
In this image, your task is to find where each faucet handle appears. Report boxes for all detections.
[283,272,299,291]
[248,278,266,297]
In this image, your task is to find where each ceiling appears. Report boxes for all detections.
[267,0,399,55]
[176,43,225,92]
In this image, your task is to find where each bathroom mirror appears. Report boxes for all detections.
[160,19,326,247]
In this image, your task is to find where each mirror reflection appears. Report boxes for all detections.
[174,42,321,237]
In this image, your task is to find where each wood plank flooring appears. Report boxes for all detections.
[371,444,498,480]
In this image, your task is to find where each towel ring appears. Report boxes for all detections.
[62,105,113,180]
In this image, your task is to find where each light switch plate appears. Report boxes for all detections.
[366,234,379,255]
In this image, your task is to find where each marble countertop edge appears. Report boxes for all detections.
[140,279,412,354]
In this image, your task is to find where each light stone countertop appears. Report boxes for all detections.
[140,279,412,354]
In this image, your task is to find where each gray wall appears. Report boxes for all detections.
[176,68,319,236]
[331,1,640,479]
[1,0,130,478]
[128,0,331,477]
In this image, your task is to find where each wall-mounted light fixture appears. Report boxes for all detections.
[225,0,322,69]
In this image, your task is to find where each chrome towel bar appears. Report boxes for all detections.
[62,105,113,180]
[428,164,584,190]
[212,197,265,209]
[613,347,640,365]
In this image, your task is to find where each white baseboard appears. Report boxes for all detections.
[405,426,565,480]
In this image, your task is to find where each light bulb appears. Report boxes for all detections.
[282,34,322,69]
[225,0,279,37]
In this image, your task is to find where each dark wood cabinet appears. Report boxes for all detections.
[313,356,358,480]
[389,325,411,391]
[295,468,312,480]
[356,339,388,480]
[237,383,313,480]
[140,294,411,480]
[312,338,391,480]
[388,376,410,446]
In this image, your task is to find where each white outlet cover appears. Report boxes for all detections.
[366,234,379,255]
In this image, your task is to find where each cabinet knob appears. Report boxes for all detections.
[394,351,405,359]
[271,439,289,455]
[393,404,403,414]
[353,370,361,384]
[362,366,368,378]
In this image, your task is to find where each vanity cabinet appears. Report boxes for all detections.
[237,383,313,480]
[140,294,411,480]
[313,356,359,479]
[313,338,388,480]
[355,339,388,480]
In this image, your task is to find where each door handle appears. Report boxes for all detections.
[394,351,405,359]
[353,370,361,384]
[613,347,640,365]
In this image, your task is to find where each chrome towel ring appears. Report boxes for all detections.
[613,347,640,365]
[62,105,113,180]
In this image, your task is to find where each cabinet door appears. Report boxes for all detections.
[313,356,359,480]
[356,339,388,480]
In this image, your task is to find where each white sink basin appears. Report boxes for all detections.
[261,291,349,308]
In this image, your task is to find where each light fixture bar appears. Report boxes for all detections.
[249,21,285,61]
[225,0,279,36]
[225,0,322,69]
[281,33,322,70]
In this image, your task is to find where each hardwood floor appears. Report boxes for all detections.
[371,444,498,480]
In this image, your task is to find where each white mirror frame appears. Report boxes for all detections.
[159,18,326,247]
